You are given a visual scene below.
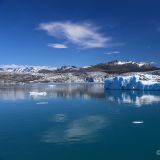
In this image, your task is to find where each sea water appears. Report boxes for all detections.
[0,83,160,160]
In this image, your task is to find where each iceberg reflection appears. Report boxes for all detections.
[0,84,159,107]
[105,90,160,107]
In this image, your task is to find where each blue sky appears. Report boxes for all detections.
[0,0,160,67]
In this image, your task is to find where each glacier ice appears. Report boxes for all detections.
[105,74,160,90]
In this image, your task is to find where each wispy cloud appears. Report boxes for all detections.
[38,21,111,48]
[105,51,120,55]
[150,61,156,64]
[48,43,68,49]
[157,27,160,32]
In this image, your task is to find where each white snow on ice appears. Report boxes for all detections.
[105,74,160,90]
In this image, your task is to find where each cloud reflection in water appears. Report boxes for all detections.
[41,115,109,144]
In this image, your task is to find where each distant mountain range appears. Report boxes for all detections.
[0,64,57,73]
[0,60,158,74]
[0,60,159,84]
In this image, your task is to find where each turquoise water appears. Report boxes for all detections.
[0,83,160,160]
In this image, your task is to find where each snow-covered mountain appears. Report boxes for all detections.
[0,60,158,74]
[0,65,57,73]
[93,60,158,74]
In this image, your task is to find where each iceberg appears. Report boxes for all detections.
[29,92,47,96]
[132,121,144,124]
[105,74,160,90]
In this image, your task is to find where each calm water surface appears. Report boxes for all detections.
[0,83,160,160]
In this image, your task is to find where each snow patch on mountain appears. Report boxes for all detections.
[110,60,149,67]
[82,66,92,69]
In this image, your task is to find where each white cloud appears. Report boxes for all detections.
[48,43,68,49]
[105,51,120,55]
[38,21,111,48]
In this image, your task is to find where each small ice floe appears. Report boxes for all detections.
[132,121,144,124]
[29,92,47,96]
[36,102,48,105]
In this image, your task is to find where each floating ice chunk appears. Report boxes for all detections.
[29,92,47,96]
[36,102,48,105]
[132,121,144,124]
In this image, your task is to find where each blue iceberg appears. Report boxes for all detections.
[105,74,160,90]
